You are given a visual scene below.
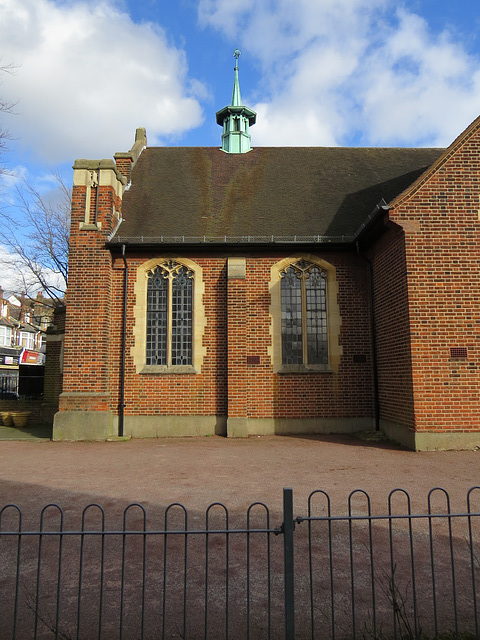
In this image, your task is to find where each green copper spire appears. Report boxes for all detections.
[231,48,242,106]
[216,49,256,153]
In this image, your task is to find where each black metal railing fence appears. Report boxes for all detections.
[0,373,45,399]
[0,374,18,398]
[0,487,479,639]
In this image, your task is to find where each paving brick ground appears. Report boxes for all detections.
[0,433,478,639]
[0,433,477,516]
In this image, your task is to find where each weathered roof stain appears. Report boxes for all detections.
[113,146,444,243]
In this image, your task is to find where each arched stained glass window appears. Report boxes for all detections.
[146,261,193,366]
[280,260,328,365]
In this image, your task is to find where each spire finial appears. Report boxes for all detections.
[231,48,242,107]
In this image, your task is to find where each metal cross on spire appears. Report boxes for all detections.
[234,48,241,67]
[231,49,242,106]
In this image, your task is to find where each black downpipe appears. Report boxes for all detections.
[357,242,380,431]
[118,244,128,437]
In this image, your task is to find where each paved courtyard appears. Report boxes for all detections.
[0,433,477,516]
[0,433,478,638]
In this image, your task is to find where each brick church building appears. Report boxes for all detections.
[54,53,480,450]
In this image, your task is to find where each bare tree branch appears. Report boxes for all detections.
[0,174,70,305]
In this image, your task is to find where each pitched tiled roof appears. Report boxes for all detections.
[9,306,21,322]
[111,146,443,245]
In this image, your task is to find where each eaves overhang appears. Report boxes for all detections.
[106,201,393,252]
[215,105,257,126]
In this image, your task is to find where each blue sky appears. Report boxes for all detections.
[1,0,480,288]
[2,0,480,176]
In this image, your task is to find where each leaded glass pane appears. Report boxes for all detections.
[171,267,193,365]
[280,261,328,365]
[146,268,167,365]
[305,267,328,364]
[281,267,303,364]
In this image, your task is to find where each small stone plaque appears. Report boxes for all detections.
[227,257,246,279]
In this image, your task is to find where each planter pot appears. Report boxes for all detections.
[1,411,12,427]
[11,411,31,428]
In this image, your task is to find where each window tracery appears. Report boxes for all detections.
[146,261,194,366]
[278,259,330,367]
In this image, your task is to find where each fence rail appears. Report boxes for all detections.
[0,487,479,639]
[0,374,45,399]
[0,374,18,398]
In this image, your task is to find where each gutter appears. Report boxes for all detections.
[107,234,357,246]
[353,198,389,241]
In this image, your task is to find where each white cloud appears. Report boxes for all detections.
[356,10,480,146]
[199,0,480,147]
[0,245,27,293]
[0,0,206,163]
[0,243,65,296]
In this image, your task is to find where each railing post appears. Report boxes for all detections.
[283,487,295,640]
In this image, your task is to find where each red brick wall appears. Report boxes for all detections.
[227,264,248,419]
[388,123,480,433]
[369,227,415,430]
[244,253,374,419]
[98,251,374,421]
[115,157,132,181]
[60,183,117,412]
[107,255,228,418]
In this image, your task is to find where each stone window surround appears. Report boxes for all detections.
[19,331,35,350]
[0,325,12,347]
[268,254,343,374]
[132,257,207,374]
